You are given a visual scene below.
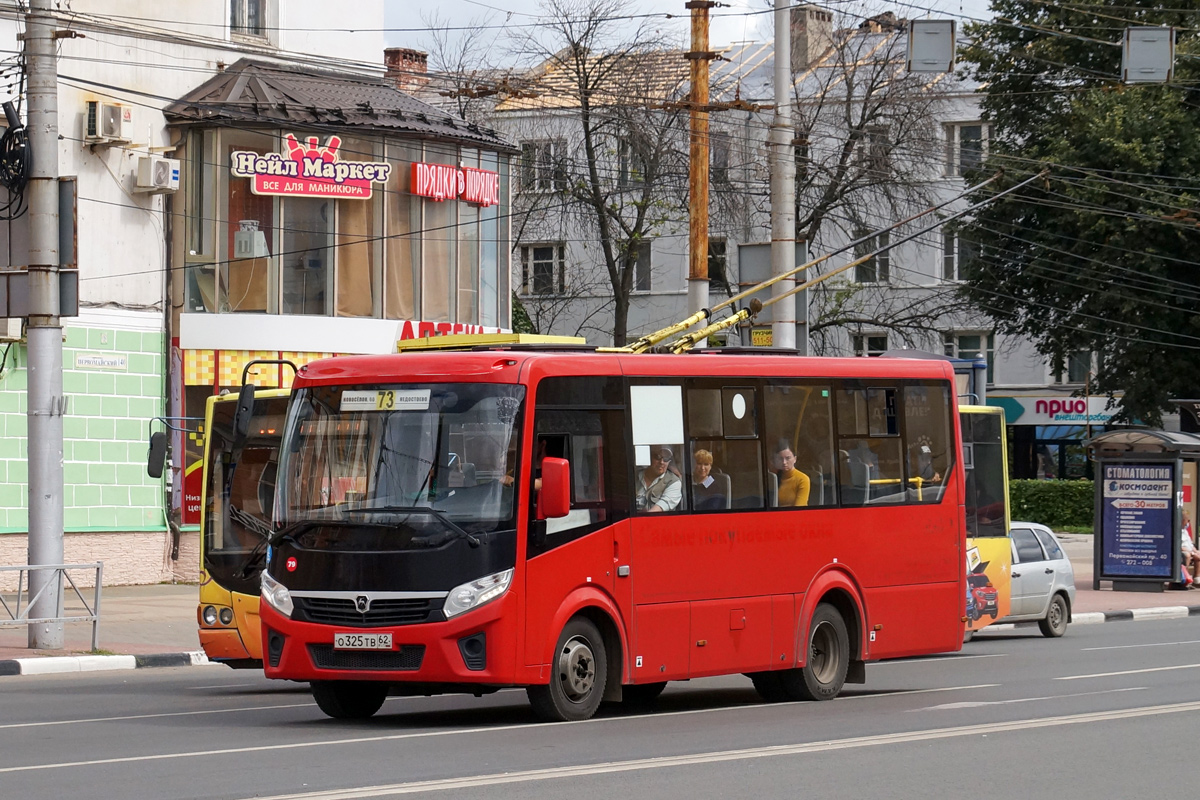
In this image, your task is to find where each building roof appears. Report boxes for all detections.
[165,59,517,152]
[494,48,691,112]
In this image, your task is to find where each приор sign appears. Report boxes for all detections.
[1100,462,1175,579]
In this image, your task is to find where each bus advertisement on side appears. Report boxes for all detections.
[960,405,1012,634]
[253,347,969,721]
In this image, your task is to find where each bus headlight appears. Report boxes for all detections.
[261,570,294,618]
[443,569,513,619]
[201,605,218,626]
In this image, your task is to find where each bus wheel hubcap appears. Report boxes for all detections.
[559,637,595,700]
[810,622,840,684]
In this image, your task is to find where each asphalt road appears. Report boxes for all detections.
[4,619,1200,800]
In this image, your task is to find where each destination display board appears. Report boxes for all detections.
[1099,462,1175,579]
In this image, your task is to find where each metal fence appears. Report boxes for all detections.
[0,563,103,650]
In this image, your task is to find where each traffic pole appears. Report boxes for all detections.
[770,0,798,351]
[686,0,715,318]
[26,0,64,649]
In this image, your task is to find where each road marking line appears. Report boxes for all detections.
[233,700,1200,800]
[1056,663,1200,680]
[918,687,1145,710]
[876,653,1005,665]
[1083,639,1200,652]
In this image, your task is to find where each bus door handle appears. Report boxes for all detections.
[617,565,630,577]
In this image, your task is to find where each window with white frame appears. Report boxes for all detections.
[853,333,888,357]
[632,240,653,292]
[855,230,890,283]
[944,122,987,177]
[859,126,890,175]
[618,136,648,188]
[521,139,568,192]
[520,244,566,295]
[942,228,977,281]
[710,131,730,184]
[944,331,995,382]
[1054,350,1093,384]
[230,0,267,38]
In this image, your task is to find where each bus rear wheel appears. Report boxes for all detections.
[527,617,608,722]
[778,603,849,701]
[311,680,388,719]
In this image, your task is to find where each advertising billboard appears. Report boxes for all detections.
[1099,462,1175,580]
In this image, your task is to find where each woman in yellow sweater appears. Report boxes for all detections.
[771,440,810,507]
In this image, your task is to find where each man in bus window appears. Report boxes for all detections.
[637,446,682,513]
[771,439,810,507]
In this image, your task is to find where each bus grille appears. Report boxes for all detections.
[293,597,439,627]
[307,644,425,671]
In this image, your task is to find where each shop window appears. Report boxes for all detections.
[422,143,458,322]
[480,151,501,327]
[854,230,889,284]
[763,382,837,507]
[184,129,217,313]
[281,197,333,315]
[384,141,422,320]
[222,130,277,313]
[335,137,382,318]
[458,149,480,325]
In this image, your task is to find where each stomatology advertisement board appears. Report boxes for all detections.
[1097,461,1179,586]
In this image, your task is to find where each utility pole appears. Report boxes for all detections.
[770,0,799,351]
[26,0,64,649]
[686,0,715,318]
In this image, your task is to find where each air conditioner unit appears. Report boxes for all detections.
[84,100,132,144]
[0,318,23,342]
[134,155,180,193]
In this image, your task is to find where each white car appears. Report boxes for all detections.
[1000,522,1077,637]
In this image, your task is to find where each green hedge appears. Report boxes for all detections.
[1009,479,1094,529]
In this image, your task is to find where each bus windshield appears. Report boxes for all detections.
[276,383,524,535]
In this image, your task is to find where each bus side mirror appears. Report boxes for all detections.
[147,431,167,479]
[538,457,571,519]
[233,384,256,442]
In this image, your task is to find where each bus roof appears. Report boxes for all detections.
[293,350,958,387]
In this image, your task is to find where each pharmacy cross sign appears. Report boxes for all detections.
[230,134,392,199]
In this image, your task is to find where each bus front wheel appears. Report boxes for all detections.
[311,680,388,719]
[527,617,608,722]
[779,603,849,701]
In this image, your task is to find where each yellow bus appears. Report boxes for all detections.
[194,389,290,666]
[959,404,1012,636]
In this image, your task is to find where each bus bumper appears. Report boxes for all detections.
[260,592,519,685]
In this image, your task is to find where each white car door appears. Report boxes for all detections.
[1010,527,1053,617]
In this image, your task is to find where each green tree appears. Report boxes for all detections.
[959,1,1200,424]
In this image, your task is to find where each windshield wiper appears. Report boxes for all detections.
[348,505,481,548]
[230,506,274,579]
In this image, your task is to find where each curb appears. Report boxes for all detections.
[982,604,1200,632]
[0,650,211,677]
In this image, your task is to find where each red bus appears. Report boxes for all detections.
[258,346,966,720]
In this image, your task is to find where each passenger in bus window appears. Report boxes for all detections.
[909,440,942,484]
[691,449,727,510]
[771,440,810,507]
[636,445,682,513]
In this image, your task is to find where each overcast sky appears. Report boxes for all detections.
[386,0,995,59]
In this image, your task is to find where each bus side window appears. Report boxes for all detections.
[685,383,764,510]
[531,377,628,549]
[903,383,953,504]
[836,385,903,505]
[764,383,837,507]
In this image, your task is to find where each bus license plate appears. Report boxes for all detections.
[333,632,393,651]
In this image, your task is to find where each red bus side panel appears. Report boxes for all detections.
[633,602,690,681]
[523,530,618,668]
[862,582,964,659]
[689,596,774,677]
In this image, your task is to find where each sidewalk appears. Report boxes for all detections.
[1,534,1197,675]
